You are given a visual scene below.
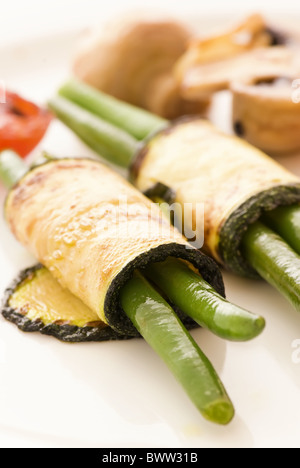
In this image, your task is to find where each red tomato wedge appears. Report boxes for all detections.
[0,91,52,158]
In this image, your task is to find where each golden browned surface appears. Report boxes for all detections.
[9,267,104,328]
[6,159,186,324]
[134,119,299,263]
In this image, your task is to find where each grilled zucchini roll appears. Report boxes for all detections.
[132,118,300,277]
[2,265,128,342]
[232,76,300,155]
[5,158,223,336]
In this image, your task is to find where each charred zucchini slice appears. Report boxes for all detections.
[2,265,130,342]
[1,262,202,341]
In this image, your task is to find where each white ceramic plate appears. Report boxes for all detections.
[1,18,300,449]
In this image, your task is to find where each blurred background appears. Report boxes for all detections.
[1,0,300,46]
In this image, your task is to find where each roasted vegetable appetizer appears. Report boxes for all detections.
[0,91,52,157]
[1,150,264,342]
[50,79,300,312]
[232,76,300,155]
[1,150,268,424]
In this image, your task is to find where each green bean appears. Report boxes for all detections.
[59,79,167,140]
[146,257,265,341]
[0,150,28,189]
[242,221,300,311]
[48,96,138,167]
[120,271,234,425]
[264,205,300,256]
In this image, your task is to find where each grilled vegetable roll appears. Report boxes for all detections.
[5,157,224,336]
[132,118,300,277]
[2,264,128,342]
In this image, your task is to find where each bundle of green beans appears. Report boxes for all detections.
[0,150,267,425]
[48,79,300,312]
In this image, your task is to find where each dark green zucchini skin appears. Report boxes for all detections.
[144,182,177,205]
[142,181,300,279]
[1,265,132,343]
[105,242,225,336]
[2,258,218,341]
[219,184,300,278]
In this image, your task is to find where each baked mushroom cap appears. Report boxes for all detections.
[232,74,300,155]
[175,13,276,99]
[73,15,209,119]
[174,13,300,101]
[176,40,300,100]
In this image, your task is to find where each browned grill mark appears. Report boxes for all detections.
[19,305,29,316]
[10,185,28,207]
[26,171,49,186]
[56,163,89,170]
[85,321,106,328]
[54,320,71,326]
